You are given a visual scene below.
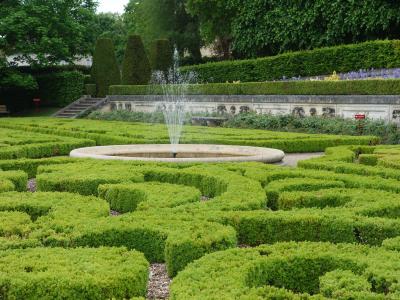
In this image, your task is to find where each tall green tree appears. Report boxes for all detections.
[127,0,202,61]
[150,39,173,74]
[0,0,98,66]
[121,35,151,85]
[185,0,236,58]
[230,0,400,58]
[91,38,121,97]
[94,12,136,64]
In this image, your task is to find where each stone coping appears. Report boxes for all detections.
[70,144,285,163]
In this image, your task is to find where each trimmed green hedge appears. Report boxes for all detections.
[98,182,201,212]
[181,40,400,83]
[91,38,121,97]
[122,35,151,85]
[170,242,400,299]
[0,247,148,299]
[0,127,94,160]
[110,79,400,95]
[36,71,85,107]
[0,118,379,153]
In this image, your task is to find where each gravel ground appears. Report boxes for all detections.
[276,152,324,167]
[110,210,121,217]
[27,179,37,192]
[147,264,171,300]
[201,195,210,202]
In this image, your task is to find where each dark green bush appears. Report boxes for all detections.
[150,39,173,73]
[110,79,400,96]
[35,71,85,107]
[0,67,38,112]
[91,38,121,97]
[122,35,151,85]
[84,84,96,97]
[181,40,400,83]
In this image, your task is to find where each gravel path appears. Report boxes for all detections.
[276,152,324,167]
[27,179,37,192]
[147,264,171,300]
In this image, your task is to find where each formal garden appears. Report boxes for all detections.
[2,0,400,299]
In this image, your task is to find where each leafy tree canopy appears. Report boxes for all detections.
[0,0,98,66]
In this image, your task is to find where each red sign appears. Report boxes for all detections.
[355,114,366,120]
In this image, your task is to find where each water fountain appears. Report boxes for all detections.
[70,50,285,163]
[150,49,197,157]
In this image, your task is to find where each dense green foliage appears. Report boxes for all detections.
[88,110,165,123]
[0,246,148,299]
[129,0,202,61]
[225,113,400,144]
[183,0,400,59]
[0,117,400,297]
[0,127,93,160]
[181,40,400,82]
[230,0,400,58]
[87,110,399,144]
[99,182,201,213]
[110,78,400,95]
[0,68,38,112]
[91,38,121,97]
[93,12,133,64]
[171,242,400,299]
[35,71,85,107]
[0,118,378,153]
[0,0,98,66]
[121,35,151,85]
[150,39,174,73]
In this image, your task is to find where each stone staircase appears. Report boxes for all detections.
[53,96,107,118]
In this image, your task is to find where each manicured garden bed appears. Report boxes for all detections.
[0,118,398,298]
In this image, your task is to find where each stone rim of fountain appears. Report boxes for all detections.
[70,144,285,163]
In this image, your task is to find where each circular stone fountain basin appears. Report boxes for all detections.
[70,144,285,163]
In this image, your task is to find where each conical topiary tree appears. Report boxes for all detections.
[91,38,121,97]
[121,35,151,85]
[150,39,173,74]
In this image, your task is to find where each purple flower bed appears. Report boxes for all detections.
[281,68,400,81]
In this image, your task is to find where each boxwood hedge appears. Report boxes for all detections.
[0,118,379,153]
[0,247,148,299]
[0,119,400,298]
[170,242,400,299]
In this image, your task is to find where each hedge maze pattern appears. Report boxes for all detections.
[0,119,399,298]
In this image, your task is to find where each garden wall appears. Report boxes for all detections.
[102,94,400,124]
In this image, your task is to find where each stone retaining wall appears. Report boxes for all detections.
[101,95,400,123]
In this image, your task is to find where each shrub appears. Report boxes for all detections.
[0,68,38,112]
[91,38,121,97]
[35,71,85,107]
[0,247,149,299]
[0,117,379,153]
[84,84,96,97]
[122,35,151,85]
[170,242,400,299]
[110,79,400,96]
[224,113,400,144]
[150,39,173,73]
[181,40,400,83]
[98,182,200,212]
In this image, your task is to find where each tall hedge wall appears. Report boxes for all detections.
[181,40,400,83]
[122,35,151,85]
[150,39,173,74]
[91,38,121,97]
[35,71,85,107]
[110,79,400,96]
